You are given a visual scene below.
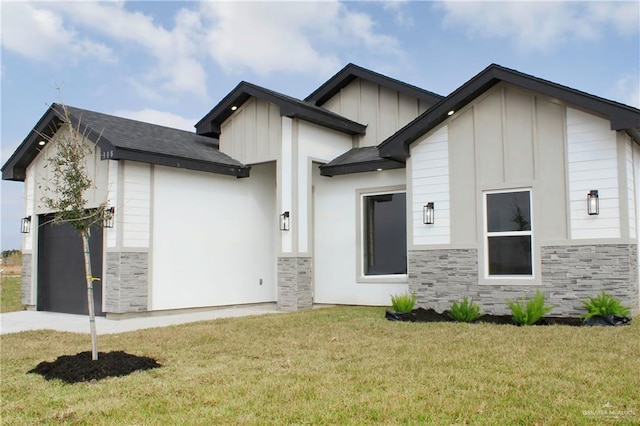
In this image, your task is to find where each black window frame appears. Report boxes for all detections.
[484,189,534,278]
[361,191,407,277]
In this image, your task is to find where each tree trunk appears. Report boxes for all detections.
[81,229,99,361]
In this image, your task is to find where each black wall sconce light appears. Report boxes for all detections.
[587,190,599,216]
[279,211,290,231]
[20,216,32,233]
[423,202,435,224]
[104,206,115,228]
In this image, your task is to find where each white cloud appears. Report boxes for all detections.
[113,109,196,132]
[611,74,640,108]
[201,2,340,75]
[200,1,402,75]
[1,2,114,63]
[2,1,403,98]
[437,1,639,51]
[383,0,414,27]
[51,2,208,99]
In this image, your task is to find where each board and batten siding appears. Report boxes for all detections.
[219,97,281,165]
[121,161,151,248]
[322,78,432,147]
[410,126,450,245]
[32,129,109,215]
[410,84,569,249]
[566,107,620,239]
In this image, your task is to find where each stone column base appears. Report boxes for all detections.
[277,257,312,311]
[104,251,149,313]
[21,253,33,305]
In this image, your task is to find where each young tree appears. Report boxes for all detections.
[40,104,109,361]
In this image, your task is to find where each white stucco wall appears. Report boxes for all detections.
[150,163,277,310]
[297,121,353,254]
[566,108,620,239]
[313,167,408,305]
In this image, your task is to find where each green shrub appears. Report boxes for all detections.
[507,290,553,326]
[581,291,631,319]
[448,297,483,323]
[390,292,417,313]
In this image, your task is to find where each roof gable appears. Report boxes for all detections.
[305,63,443,106]
[195,81,366,138]
[2,104,249,181]
[379,64,640,160]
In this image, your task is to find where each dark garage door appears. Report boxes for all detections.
[37,214,104,316]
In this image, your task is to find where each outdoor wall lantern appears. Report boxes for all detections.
[587,190,599,216]
[104,207,115,228]
[279,211,290,231]
[423,202,435,225]
[20,216,32,234]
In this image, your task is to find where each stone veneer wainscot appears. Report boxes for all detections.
[409,244,638,317]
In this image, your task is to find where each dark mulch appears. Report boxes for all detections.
[385,308,628,327]
[28,351,161,384]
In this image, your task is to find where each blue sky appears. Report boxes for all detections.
[1,1,639,250]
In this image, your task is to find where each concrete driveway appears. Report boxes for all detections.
[0,303,281,335]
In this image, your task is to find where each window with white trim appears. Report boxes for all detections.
[362,192,407,276]
[484,190,533,277]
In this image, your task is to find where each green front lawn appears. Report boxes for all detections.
[1,276,23,313]
[1,307,638,424]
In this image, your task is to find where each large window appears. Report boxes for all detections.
[485,190,533,277]
[362,192,407,276]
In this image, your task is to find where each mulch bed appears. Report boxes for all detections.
[28,351,161,384]
[385,308,630,327]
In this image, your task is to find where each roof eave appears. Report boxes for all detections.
[379,64,640,160]
[320,158,405,177]
[111,148,250,178]
[2,104,116,182]
[306,63,444,106]
[196,82,366,138]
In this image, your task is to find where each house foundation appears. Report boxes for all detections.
[409,244,638,317]
[277,257,312,311]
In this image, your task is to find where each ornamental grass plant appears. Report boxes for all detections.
[507,290,554,326]
[390,292,417,313]
[448,297,483,323]
[581,291,631,319]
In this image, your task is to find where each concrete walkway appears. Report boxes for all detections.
[0,303,281,335]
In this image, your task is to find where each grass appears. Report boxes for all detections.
[1,276,23,313]
[1,307,639,424]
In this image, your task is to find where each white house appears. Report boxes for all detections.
[3,63,639,318]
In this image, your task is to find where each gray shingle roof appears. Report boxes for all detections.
[320,146,405,176]
[2,104,249,181]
